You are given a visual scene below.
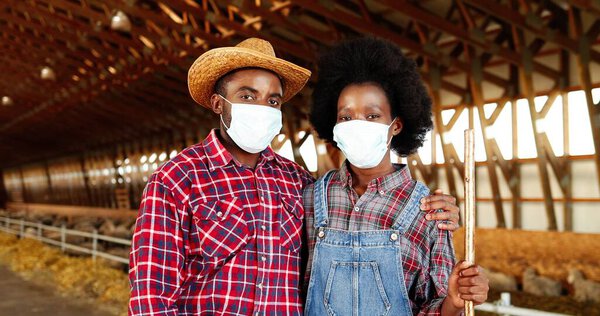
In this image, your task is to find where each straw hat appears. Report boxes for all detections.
[188,38,311,108]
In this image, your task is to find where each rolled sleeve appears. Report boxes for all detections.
[416,221,455,315]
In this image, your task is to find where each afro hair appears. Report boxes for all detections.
[310,37,433,156]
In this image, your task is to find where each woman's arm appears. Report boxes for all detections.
[414,217,456,315]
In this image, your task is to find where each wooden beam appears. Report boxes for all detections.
[569,7,600,196]
[291,0,510,89]
[463,0,600,64]
[514,31,558,230]
[467,52,507,228]
[383,0,561,81]
[562,0,600,18]
[0,169,7,209]
[561,91,573,231]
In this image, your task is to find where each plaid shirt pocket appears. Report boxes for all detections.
[192,197,251,259]
[280,196,304,253]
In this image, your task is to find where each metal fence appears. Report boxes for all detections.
[0,215,574,316]
[0,215,130,265]
[476,292,571,316]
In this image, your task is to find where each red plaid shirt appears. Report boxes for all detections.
[303,162,455,315]
[129,130,314,315]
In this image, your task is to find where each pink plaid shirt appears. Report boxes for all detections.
[129,129,313,315]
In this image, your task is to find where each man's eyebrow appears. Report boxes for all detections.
[236,86,258,94]
[270,92,283,99]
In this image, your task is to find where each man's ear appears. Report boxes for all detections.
[210,93,223,115]
[392,117,403,136]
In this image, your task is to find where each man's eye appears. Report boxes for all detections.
[241,95,255,100]
[339,116,351,121]
[269,99,280,106]
[367,114,380,119]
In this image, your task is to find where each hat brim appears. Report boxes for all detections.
[188,47,311,108]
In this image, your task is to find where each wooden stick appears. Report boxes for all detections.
[464,129,476,316]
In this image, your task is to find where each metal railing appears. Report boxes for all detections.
[476,292,571,316]
[0,215,574,315]
[0,215,130,265]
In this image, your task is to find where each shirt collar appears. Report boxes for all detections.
[202,129,279,171]
[337,160,412,193]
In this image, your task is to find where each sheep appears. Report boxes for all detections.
[99,219,131,240]
[486,269,518,292]
[98,219,116,236]
[568,268,600,303]
[522,267,562,297]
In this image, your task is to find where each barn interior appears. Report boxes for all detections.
[1,0,599,315]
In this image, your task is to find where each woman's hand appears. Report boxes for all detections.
[448,261,489,309]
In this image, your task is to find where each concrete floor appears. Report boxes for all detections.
[0,265,112,316]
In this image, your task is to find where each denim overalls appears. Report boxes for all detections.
[305,171,430,316]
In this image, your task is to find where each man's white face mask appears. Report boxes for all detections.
[333,119,396,169]
[219,94,283,154]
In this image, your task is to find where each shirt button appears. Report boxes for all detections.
[216,211,223,217]
[379,190,385,195]
[261,256,267,262]
[354,206,360,212]
[390,233,399,241]
[317,230,325,238]
[257,283,263,289]
[261,225,267,231]
[260,196,265,202]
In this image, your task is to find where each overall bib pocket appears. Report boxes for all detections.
[323,260,392,316]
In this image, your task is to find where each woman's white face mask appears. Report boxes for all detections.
[333,119,396,169]
[219,95,282,153]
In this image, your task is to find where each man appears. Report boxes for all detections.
[128,38,461,315]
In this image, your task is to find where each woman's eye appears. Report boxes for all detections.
[339,116,351,121]
[269,99,280,106]
[367,114,380,119]
[240,95,255,100]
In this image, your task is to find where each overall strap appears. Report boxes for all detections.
[313,170,336,229]
[390,181,430,232]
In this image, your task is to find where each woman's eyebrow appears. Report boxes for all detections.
[364,103,383,110]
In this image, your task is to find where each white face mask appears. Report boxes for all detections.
[333,119,395,169]
[219,95,283,154]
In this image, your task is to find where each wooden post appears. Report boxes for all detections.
[0,169,7,209]
[80,155,92,206]
[569,7,600,196]
[464,129,475,316]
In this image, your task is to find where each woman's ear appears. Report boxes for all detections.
[392,117,403,136]
[210,94,223,115]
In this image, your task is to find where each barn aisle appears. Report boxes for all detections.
[0,265,111,316]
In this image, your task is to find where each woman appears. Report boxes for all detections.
[303,37,488,315]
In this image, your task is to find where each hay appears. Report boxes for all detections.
[453,228,600,281]
[454,228,600,315]
[0,232,129,316]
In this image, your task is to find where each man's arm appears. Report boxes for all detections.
[128,173,185,316]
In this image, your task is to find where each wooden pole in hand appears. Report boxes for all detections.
[464,129,475,316]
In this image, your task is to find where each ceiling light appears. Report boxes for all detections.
[111,10,132,32]
[2,96,13,106]
[40,66,56,80]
